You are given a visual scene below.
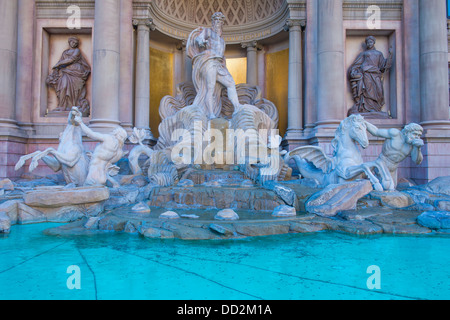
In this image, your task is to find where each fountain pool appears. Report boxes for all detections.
[0,223,449,300]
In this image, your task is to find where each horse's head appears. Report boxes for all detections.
[346,114,369,149]
[68,107,82,126]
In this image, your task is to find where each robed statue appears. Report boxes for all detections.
[46,36,91,117]
[348,36,393,118]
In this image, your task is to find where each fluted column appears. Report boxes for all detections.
[304,0,318,135]
[403,0,420,124]
[241,41,260,86]
[119,0,134,133]
[0,0,18,129]
[175,40,186,86]
[133,18,155,139]
[316,0,345,130]
[90,0,121,131]
[183,41,193,83]
[419,0,450,128]
[284,19,304,141]
[15,0,34,131]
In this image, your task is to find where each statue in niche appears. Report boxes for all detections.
[186,11,242,119]
[348,36,394,119]
[46,36,91,117]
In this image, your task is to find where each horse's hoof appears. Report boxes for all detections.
[15,160,25,171]
[29,162,38,172]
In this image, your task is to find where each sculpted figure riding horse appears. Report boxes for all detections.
[285,115,384,191]
[15,107,89,186]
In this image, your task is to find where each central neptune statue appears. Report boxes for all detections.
[128,12,287,185]
[186,12,242,119]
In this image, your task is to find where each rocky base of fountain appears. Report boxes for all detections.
[1,174,450,238]
[43,206,435,240]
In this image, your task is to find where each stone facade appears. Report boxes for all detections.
[0,0,449,184]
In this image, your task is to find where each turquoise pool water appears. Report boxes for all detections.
[0,223,449,300]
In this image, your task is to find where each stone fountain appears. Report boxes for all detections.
[1,12,450,238]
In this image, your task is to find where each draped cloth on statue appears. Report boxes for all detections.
[187,27,234,119]
[47,47,91,115]
[348,49,391,114]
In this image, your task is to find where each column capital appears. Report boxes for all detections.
[284,19,306,32]
[176,39,188,51]
[241,40,262,51]
[132,18,156,31]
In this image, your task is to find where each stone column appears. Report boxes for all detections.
[403,0,420,124]
[284,19,304,141]
[241,41,259,86]
[119,0,134,133]
[257,47,266,98]
[304,0,318,135]
[175,41,186,86]
[419,0,450,127]
[90,0,121,132]
[184,41,193,83]
[0,0,18,129]
[15,0,34,131]
[316,0,345,130]
[415,0,450,184]
[133,18,155,139]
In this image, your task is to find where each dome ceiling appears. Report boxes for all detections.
[148,0,290,44]
[152,0,286,26]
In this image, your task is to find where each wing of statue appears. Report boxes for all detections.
[287,146,334,174]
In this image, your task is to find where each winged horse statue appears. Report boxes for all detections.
[284,115,383,191]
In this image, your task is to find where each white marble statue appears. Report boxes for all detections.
[148,12,284,185]
[364,121,424,190]
[128,128,179,187]
[285,115,383,191]
[73,115,128,188]
[186,11,242,119]
[15,107,89,186]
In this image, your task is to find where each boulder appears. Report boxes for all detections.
[181,214,200,219]
[436,200,450,211]
[369,190,414,209]
[0,212,11,233]
[214,209,239,221]
[305,180,373,217]
[17,203,47,224]
[131,202,151,213]
[263,181,297,206]
[105,185,139,210]
[24,186,110,208]
[140,227,175,239]
[84,217,102,229]
[234,223,290,237]
[0,200,20,224]
[159,211,180,220]
[424,176,450,196]
[272,205,297,217]
[209,223,234,236]
[0,179,15,191]
[417,211,450,231]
